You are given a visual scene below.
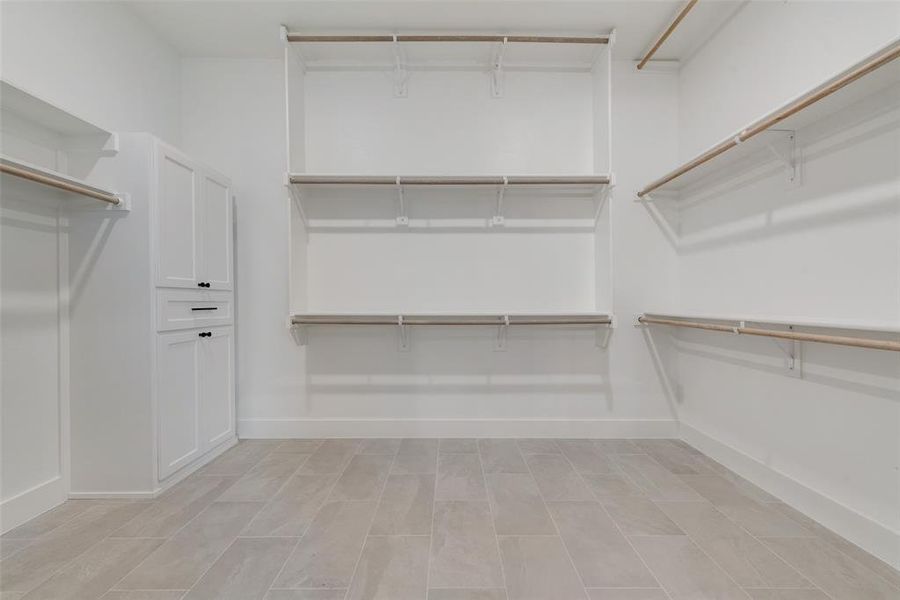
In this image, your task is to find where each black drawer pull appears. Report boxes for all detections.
[198,331,212,338]
[197,282,211,288]
[191,307,218,311]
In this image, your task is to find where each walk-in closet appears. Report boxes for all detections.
[1,1,899,599]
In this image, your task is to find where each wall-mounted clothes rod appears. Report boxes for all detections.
[637,38,900,197]
[288,174,612,186]
[0,157,120,205]
[286,33,610,45]
[292,314,613,326]
[637,0,698,70]
[637,314,900,352]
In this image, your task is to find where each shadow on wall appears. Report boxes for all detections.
[298,326,614,416]
[641,85,900,253]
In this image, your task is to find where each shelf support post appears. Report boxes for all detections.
[393,35,409,97]
[491,37,507,97]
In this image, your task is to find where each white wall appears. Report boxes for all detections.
[180,57,681,438]
[663,0,900,567]
[0,0,182,144]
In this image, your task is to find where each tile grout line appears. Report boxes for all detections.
[424,442,441,600]
[240,450,315,537]
[265,439,362,595]
[106,440,282,595]
[566,442,674,600]
[476,440,511,600]
[520,442,593,599]
[341,440,401,600]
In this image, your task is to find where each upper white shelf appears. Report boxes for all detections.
[638,38,900,198]
[0,155,122,206]
[1,79,114,139]
[284,30,612,72]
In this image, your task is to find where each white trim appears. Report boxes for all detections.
[238,418,677,439]
[68,435,237,500]
[679,421,900,570]
[0,476,67,534]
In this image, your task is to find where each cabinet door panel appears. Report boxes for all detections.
[200,327,235,450]
[200,173,233,291]
[156,146,200,288]
[157,332,202,479]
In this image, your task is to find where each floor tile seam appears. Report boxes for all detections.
[475,440,511,600]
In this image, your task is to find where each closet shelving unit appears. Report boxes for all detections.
[0,79,126,210]
[637,38,900,200]
[637,313,900,353]
[282,28,616,344]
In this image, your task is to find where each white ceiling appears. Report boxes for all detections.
[126,0,746,63]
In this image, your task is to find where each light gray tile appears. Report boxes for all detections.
[600,496,682,536]
[744,591,830,600]
[439,439,478,453]
[17,537,162,600]
[1,502,149,593]
[428,590,506,600]
[656,502,808,588]
[548,501,657,588]
[243,474,337,537]
[429,501,504,589]
[183,537,296,600]
[346,535,430,600]
[436,453,487,501]
[612,455,706,502]
[478,440,528,474]
[199,441,277,477]
[101,592,187,600]
[716,503,815,538]
[116,501,262,590]
[581,473,645,499]
[586,590,668,600]
[678,475,769,507]
[761,536,899,600]
[0,539,31,561]
[297,440,360,475]
[629,535,749,600]
[114,476,234,538]
[592,439,643,455]
[633,440,716,475]
[217,453,306,503]
[358,439,402,455]
[265,591,346,600]
[557,440,612,474]
[526,454,593,501]
[1,500,97,540]
[370,474,435,535]
[273,501,377,589]
[499,535,587,600]
[485,473,555,535]
[274,440,325,454]
[516,439,561,454]
[392,439,438,474]
[329,454,393,501]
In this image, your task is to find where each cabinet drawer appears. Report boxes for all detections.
[157,290,233,331]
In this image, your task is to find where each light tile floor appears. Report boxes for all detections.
[2,438,899,599]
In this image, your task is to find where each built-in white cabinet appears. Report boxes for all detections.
[156,143,233,291]
[66,133,235,500]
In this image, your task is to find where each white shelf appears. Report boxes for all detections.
[0,155,122,207]
[1,79,114,139]
[641,311,900,334]
[292,312,613,326]
[638,38,900,197]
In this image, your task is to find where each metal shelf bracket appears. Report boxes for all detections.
[495,314,510,351]
[393,35,409,97]
[395,177,408,225]
[491,37,507,97]
[491,176,508,226]
[398,315,410,351]
[765,131,799,187]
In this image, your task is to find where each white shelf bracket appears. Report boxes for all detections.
[285,174,309,227]
[596,316,613,348]
[765,131,799,188]
[398,315,410,351]
[495,314,510,351]
[288,320,309,346]
[771,325,802,377]
[393,35,409,97]
[491,38,507,98]
[395,176,408,226]
[491,176,508,226]
[593,182,612,222]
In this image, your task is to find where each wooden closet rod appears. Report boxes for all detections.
[637,0,698,70]
[638,316,900,352]
[0,162,120,205]
[286,33,609,45]
[637,40,900,197]
[293,315,613,326]
[289,175,611,186]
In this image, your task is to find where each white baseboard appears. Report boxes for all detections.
[1,475,67,534]
[679,421,900,570]
[238,418,678,439]
[68,436,238,500]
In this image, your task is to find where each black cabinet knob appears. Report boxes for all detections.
[198,331,212,338]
